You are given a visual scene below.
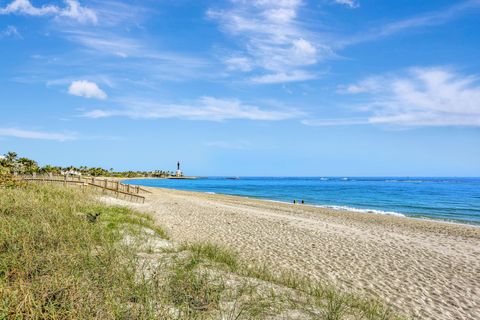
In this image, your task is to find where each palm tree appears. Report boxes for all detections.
[2,152,18,172]
[5,151,17,164]
[17,157,39,174]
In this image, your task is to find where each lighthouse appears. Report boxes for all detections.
[176,161,183,177]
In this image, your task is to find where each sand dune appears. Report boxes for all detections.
[120,187,480,320]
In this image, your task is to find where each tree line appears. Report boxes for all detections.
[0,152,175,178]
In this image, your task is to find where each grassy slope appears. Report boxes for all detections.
[0,185,405,319]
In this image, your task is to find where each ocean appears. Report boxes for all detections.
[123,177,480,225]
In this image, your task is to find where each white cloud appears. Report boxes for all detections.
[291,38,317,64]
[0,127,76,141]
[0,0,97,24]
[208,0,325,83]
[263,7,297,23]
[0,25,21,38]
[366,68,480,126]
[0,0,58,16]
[68,80,107,99]
[82,96,303,121]
[311,67,480,127]
[334,0,359,9]
[60,0,97,24]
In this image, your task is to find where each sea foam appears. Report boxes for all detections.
[317,205,406,217]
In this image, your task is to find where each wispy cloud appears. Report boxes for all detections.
[224,56,253,72]
[337,77,382,94]
[251,70,316,84]
[63,30,140,58]
[340,0,480,46]
[0,0,97,24]
[16,27,211,92]
[89,0,147,28]
[208,0,476,84]
[0,25,21,38]
[68,80,107,99]
[82,96,303,121]
[333,0,359,9]
[0,127,76,141]
[61,30,209,76]
[207,0,327,84]
[309,67,480,127]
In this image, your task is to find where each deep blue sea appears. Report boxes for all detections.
[124,177,480,225]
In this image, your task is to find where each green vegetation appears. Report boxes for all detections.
[182,243,405,320]
[0,184,168,319]
[0,182,405,319]
[0,151,174,177]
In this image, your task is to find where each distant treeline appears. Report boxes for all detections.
[0,151,174,178]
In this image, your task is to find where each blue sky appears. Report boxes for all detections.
[1,0,479,176]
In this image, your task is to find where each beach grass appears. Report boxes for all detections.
[0,183,405,319]
[0,183,171,319]
[181,243,405,320]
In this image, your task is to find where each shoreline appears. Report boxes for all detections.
[123,179,480,228]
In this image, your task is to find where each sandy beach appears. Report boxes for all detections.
[121,186,480,320]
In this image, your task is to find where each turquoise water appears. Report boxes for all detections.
[124,177,480,225]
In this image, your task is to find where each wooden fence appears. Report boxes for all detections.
[18,174,148,203]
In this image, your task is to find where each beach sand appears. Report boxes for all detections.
[119,187,480,319]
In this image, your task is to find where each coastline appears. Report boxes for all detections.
[114,185,480,320]
[123,179,480,228]
[264,198,480,229]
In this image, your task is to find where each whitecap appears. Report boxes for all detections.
[316,205,406,217]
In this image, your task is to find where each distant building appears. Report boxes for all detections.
[61,170,82,176]
[176,161,183,177]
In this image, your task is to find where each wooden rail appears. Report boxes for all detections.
[19,175,146,203]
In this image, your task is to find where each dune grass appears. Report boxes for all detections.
[182,243,405,320]
[0,184,168,319]
[0,183,405,319]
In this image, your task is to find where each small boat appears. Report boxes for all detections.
[226,177,240,180]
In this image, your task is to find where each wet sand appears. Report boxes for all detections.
[118,187,480,319]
